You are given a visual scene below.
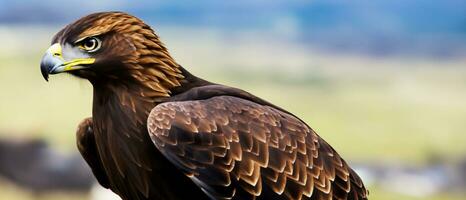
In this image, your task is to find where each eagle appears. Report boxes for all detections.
[40,12,368,200]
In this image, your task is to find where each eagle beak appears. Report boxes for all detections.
[40,43,95,81]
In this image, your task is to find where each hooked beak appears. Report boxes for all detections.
[40,43,95,81]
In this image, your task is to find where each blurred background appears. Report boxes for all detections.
[0,0,465,199]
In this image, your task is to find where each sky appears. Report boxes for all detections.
[0,0,464,58]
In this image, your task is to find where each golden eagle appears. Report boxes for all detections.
[40,12,368,200]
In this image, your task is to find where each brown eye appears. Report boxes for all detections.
[79,37,101,52]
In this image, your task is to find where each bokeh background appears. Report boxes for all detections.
[0,0,465,200]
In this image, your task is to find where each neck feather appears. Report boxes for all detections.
[124,27,185,98]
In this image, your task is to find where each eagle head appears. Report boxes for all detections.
[40,12,183,96]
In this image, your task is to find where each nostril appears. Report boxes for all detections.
[53,53,61,57]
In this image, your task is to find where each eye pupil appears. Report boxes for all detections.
[84,39,95,49]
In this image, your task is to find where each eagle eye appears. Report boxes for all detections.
[78,37,101,53]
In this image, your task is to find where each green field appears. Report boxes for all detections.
[0,27,465,199]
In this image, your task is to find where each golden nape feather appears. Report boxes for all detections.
[41,11,368,200]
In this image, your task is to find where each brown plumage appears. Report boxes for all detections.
[41,11,368,200]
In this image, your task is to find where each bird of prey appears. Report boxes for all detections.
[40,12,368,200]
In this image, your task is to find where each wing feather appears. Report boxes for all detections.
[76,117,110,188]
[147,96,368,200]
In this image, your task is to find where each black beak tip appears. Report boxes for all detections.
[40,62,49,82]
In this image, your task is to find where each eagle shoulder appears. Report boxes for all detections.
[76,117,110,189]
[146,87,368,200]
